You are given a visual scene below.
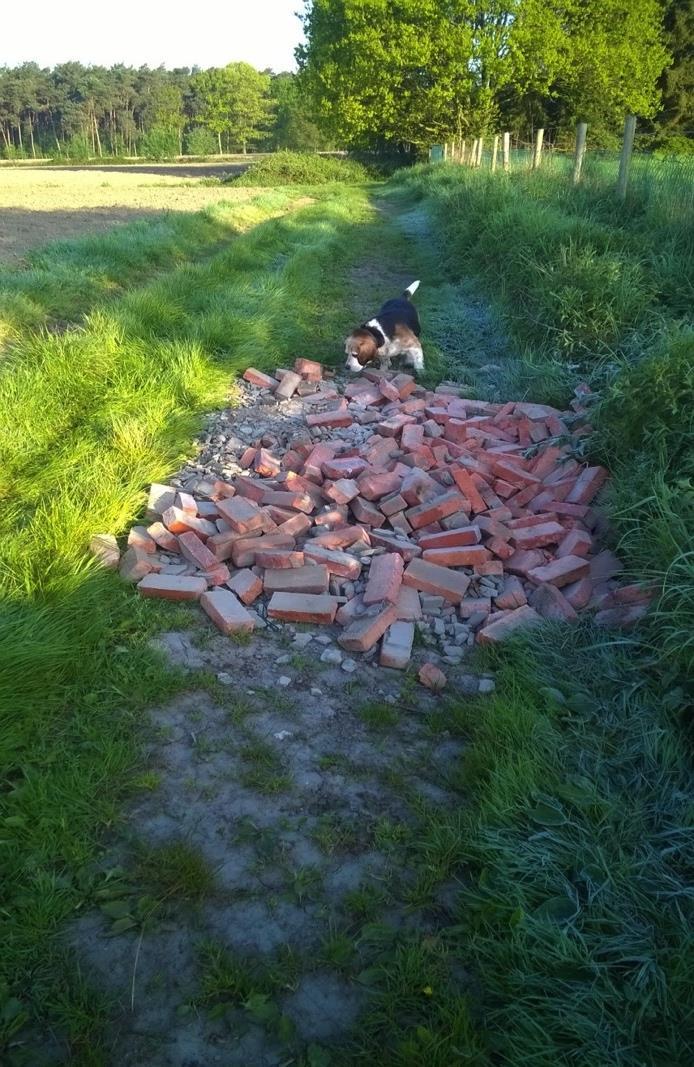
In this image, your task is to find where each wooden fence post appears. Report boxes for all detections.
[502,131,510,171]
[460,139,467,164]
[572,121,587,185]
[470,138,478,166]
[491,134,499,172]
[617,114,636,199]
[532,128,544,169]
[476,137,484,166]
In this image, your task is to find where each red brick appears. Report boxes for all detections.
[137,574,206,600]
[401,423,424,450]
[313,526,371,549]
[216,496,264,534]
[368,530,421,560]
[364,553,404,605]
[514,401,562,421]
[563,577,593,609]
[530,584,578,621]
[254,449,281,478]
[231,534,295,567]
[379,377,401,402]
[146,522,180,553]
[128,525,157,553]
[268,592,337,624]
[417,527,481,550]
[350,496,386,527]
[476,515,512,541]
[120,547,159,582]
[501,549,541,577]
[495,575,527,610]
[401,469,440,506]
[227,568,263,604]
[357,471,402,501]
[263,565,330,594]
[391,373,416,399]
[178,531,219,571]
[402,558,471,602]
[566,466,609,505]
[201,588,255,634]
[321,456,368,480]
[313,505,349,529]
[528,555,590,588]
[303,544,362,578]
[450,466,487,513]
[477,605,542,644]
[380,621,415,669]
[421,545,490,567]
[262,490,315,514]
[395,585,422,620]
[377,413,413,437]
[197,502,219,520]
[459,597,492,618]
[243,368,278,389]
[379,493,407,517]
[475,560,504,576]
[486,536,515,560]
[511,521,565,550]
[419,663,447,691]
[306,408,353,429]
[338,603,398,652]
[233,479,268,503]
[324,478,360,505]
[275,370,302,399]
[254,549,305,569]
[294,357,323,379]
[162,507,216,539]
[212,480,237,500]
[277,513,313,538]
[556,528,592,558]
[406,489,466,530]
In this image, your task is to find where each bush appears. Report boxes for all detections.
[184,126,218,157]
[138,126,180,161]
[230,151,370,186]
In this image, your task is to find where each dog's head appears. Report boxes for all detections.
[344,329,378,373]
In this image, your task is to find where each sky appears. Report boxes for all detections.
[1,0,304,72]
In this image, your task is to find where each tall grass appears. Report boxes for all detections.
[0,184,377,1058]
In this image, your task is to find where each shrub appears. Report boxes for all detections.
[230,150,370,186]
[184,126,218,157]
[138,126,180,161]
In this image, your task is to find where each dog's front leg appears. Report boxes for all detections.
[404,346,424,374]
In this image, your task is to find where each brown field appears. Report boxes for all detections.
[0,163,253,262]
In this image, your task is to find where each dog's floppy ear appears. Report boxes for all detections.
[356,334,378,364]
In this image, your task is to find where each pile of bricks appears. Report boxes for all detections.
[106,358,654,679]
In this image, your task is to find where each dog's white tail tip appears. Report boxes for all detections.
[404,280,421,297]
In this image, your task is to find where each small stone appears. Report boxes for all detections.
[478,677,495,694]
[292,633,314,648]
[90,533,120,570]
[278,675,292,687]
[320,648,343,665]
[274,730,292,741]
[276,654,291,665]
[310,687,323,696]
[217,672,233,685]
[341,659,357,673]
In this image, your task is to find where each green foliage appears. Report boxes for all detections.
[191,62,273,154]
[298,0,670,148]
[0,185,376,1057]
[446,636,693,1066]
[231,150,370,185]
[138,125,180,160]
[184,125,218,156]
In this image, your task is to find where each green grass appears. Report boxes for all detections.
[0,182,381,1059]
[230,150,370,186]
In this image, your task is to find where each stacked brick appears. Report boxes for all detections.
[108,358,654,676]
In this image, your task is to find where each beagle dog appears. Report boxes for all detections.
[345,281,423,374]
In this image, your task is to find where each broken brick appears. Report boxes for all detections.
[338,603,398,652]
[380,621,415,669]
[363,552,404,605]
[227,569,263,604]
[477,605,542,644]
[268,592,337,624]
[201,589,255,634]
[528,555,590,588]
[137,574,206,600]
[419,663,447,691]
[402,558,471,602]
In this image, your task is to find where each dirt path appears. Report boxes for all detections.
[65,192,507,1066]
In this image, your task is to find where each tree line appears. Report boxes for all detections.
[1,1,691,161]
[297,0,693,153]
[0,62,329,159]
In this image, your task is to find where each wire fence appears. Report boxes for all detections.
[432,119,694,223]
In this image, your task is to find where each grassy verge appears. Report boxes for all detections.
[375,165,694,1062]
[0,184,380,1059]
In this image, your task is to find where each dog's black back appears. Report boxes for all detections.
[376,296,421,339]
